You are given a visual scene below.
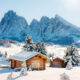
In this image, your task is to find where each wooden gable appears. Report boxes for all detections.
[50,58,67,68]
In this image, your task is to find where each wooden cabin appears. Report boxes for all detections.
[50,57,67,68]
[8,51,50,70]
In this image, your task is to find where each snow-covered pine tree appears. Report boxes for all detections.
[23,35,47,55]
[60,73,70,80]
[66,58,73,70]
[64,44,80,66]
[23,35,34,51]
[35,41,46,55]
[7,72,14,80]
[4,51,7,59]
[48,53,54,60]
[28,65,32,71]
[26,35,33,44]
[0,51,2,57]
[20,61,27,76]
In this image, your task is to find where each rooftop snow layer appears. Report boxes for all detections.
[9,51,39,61]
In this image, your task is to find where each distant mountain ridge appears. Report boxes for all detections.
[0,10,29,41]
[0,10,80,45]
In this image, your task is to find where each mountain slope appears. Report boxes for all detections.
[29,15,80,45]
[0,10,80,45]
[0,10,29,41]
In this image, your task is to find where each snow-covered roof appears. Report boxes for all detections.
[9,51,49,61]
[50,57,64,61]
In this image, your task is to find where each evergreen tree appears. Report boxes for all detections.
[0,51,2,57]
[23,35,47,55]
[4,51,7,59]
[25,35,33,44]
[66,58,73,70]
[23,35,34,51]
[35,41,46,55]
[28,65,32,71]
[64,44,80,66]
[20,61,27,76]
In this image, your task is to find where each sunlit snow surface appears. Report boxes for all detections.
[0,43,80,80]
[0,67,80,80]
[0,43,23,57]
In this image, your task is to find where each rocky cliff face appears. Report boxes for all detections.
[0,10,80,45]
[0,10,29,41]
[30,15,80,45]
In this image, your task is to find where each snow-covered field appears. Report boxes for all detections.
[0,43,23,57]
[0,67,80,80]
[0,43,80,80]
[46,45,66,58]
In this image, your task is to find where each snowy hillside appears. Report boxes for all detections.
[0,10,80,45]
[0,42,80,58]
[0,43,80,80]
[0,43,23,57]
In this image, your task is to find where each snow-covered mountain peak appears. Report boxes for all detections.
[55,14,62,19]
[0,11,80,45]
[55,14,74,26]
[30,19,39,24]
[0,10,29,41]
[40,16,50,24]
[5,10,16,15]
[4,10,16,19]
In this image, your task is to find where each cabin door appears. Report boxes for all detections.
[31,60,40,70]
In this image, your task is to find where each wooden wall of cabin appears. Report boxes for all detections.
[26,55,46,70]
[10,59,22,68]
[50,58,66,68]
[9,54,47,70]
[10,60,15,68]
[15,60,23,68]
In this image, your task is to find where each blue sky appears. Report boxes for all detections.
[0,0,80,26]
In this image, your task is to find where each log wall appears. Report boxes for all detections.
[9,54,47,70]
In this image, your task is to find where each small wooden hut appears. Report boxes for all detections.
[50,57,67,68]
[8,51,50,70]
